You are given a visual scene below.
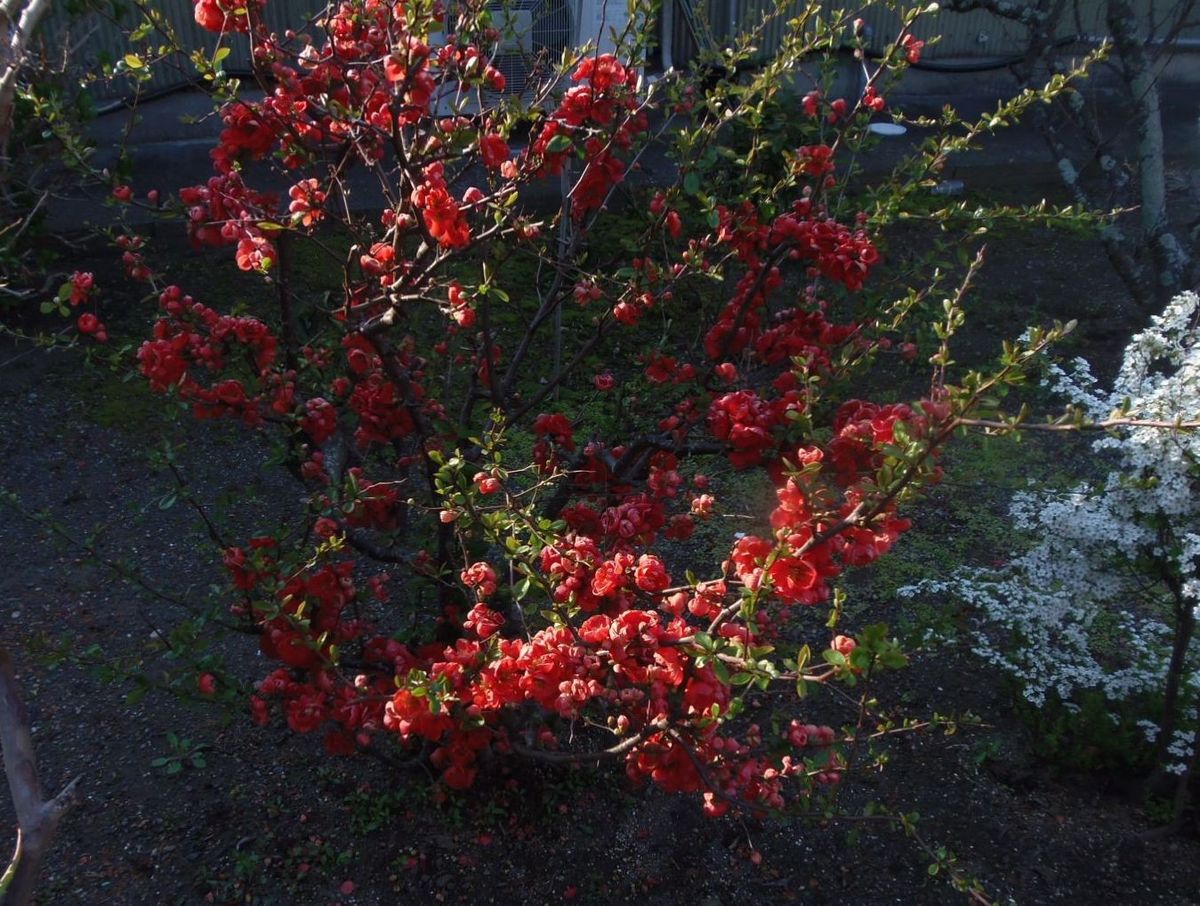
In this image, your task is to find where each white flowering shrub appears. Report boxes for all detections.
[901,292,1200,776]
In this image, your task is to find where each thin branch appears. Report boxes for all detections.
[511,721,665,764]
[958,416,1200,431]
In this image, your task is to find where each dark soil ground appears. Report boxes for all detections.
[2,181,1200,906]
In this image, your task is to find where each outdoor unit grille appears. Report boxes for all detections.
[487,0,575,98]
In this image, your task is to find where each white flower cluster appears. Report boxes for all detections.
[901,292,1200,769]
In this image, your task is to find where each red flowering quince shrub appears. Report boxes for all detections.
[66,0,1057,818]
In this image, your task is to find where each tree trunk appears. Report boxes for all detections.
[0,0,56,159]
[1105,0,1192,306]
[1151,601,1196,776]
[0,647,79,906]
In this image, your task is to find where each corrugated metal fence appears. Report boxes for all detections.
[39,0,1200,102]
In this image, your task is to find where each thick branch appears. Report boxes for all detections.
[938,0,1048,24]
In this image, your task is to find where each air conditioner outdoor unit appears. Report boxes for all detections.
[440,0,635,109]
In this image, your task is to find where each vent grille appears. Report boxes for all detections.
[488,0,574,97]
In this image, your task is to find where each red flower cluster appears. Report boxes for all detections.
[180,173,278,274]
[531,54,648,219]
[795,144,836,179]
[413,162,471,250]
[707,390,781,469]
[137,286,283,424]
[342,470,401,530]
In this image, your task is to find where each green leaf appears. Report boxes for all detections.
[166,761,182,774]
[795,643,811,671]
[213,47,231,66]
[879,650,908,669]
[546,134,573,154]
[683,171,700,195]
[123,53,145,70]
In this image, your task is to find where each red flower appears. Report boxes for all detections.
[300,397,337,444]
[474,472,502,495]
[461,561,498,599]
[862,86,886,113]
[479,133,510,170]
[707,390,779,469]
[767,555,819,604]
[464,603,505,639]
[902,34,925,64]
[288,179,326,227]
[634,554,670,594]
[235,234,275,272]
[193,0,260,33]
[68,271,94,306]
[795,144,835,178]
